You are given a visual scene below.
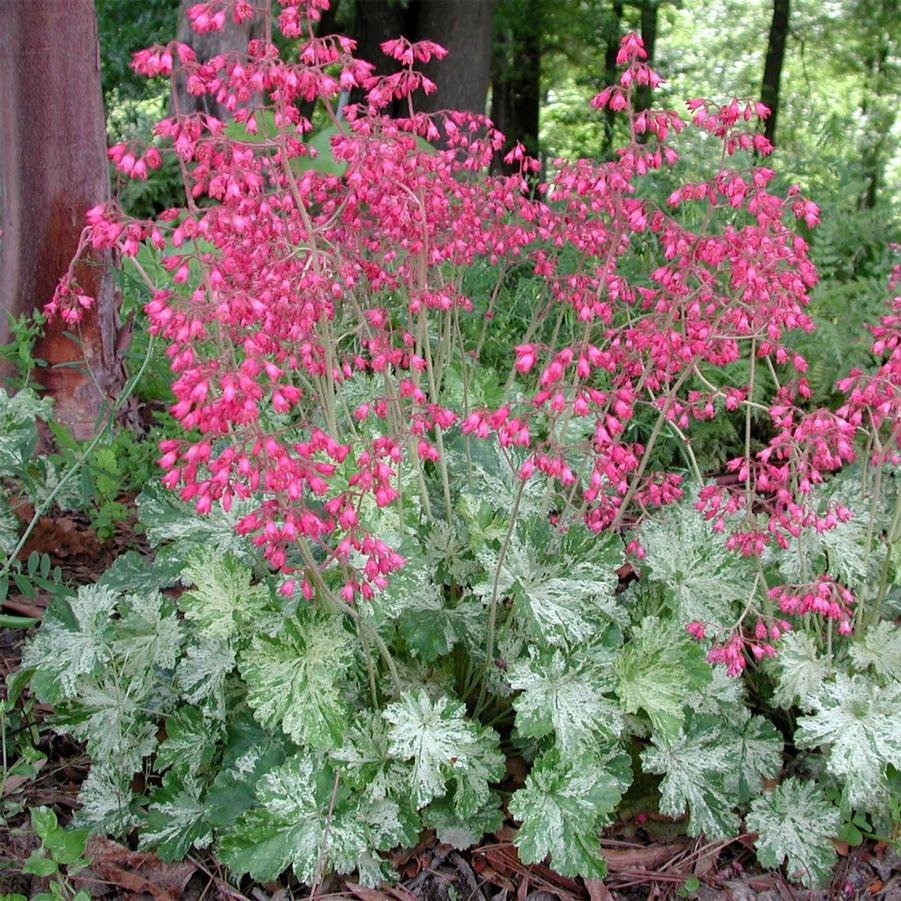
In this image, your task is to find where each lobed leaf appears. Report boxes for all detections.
[240,614,354,749]
[746,778,840,888]
[795,673,901,812]
[509,747,631,878]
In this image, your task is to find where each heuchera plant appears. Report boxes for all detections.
[35,0,900,888]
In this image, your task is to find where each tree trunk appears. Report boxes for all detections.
[414,0,496,116]
[601,0,623,158]
[858,4,894,210]
[353,0,413,78]
[634,0,658,135]
[0,0,120,438]
[760,0,790,147]
[174,0,264,119]
[490,0,541,172]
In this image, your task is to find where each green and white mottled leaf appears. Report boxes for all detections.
[425,519,480,585]
[641,713,741,840]
[398,596,485,663]
[136,484,254,561]
[240,615,353,748]
[509,747,631,879]
[98,550,182,595]
[332,712,413,804]
[640,494,750,629]
[371,547,442,619]
[179,552,271,641]
[795,674,901,812]
[773,474,872,592]
[509,648,622,754]
[141,774,211,860]
[452,439,544,538]
[746,779,840,887]
[0,388,52,475]
[206,715,287,830]
[849,621,901,682]
[55,676,159,774]
[367,544,484,662]
[219,754,403,886]
[423,796,503,850]
[156,707,221,776]
[384,691,504,814]
[770,630,830,707]
[176,636,235,720]
[0,492,19,556]
[113,592,181,681]
[614,616,711,737]
[23,586,118,700]
[27,456,84,511]
[685,665,746,715]
[474,517,624,647]
[730,708,783,803]
[75,765,139,834]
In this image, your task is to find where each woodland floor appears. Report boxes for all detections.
[1,503,900,901]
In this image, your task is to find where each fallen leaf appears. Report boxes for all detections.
[85,836,195,900]
[1,774,31,796]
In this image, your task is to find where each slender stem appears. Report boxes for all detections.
[308,768,341,901]
[869,486,901,627]
[744,339,757,514]
[475,479,526,715]
[295,537,402,695]
[609,369,692,532]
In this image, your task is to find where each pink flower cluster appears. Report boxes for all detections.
[46,0,898,648]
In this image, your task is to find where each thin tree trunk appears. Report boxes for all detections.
[350,0,414,115]
[490,0,541,172]
[858,11,894,209]
[0,0,121,438]
[351,0,495,133]
[760,0,790,147]
[602,0,623,158]
[634,0,658,140]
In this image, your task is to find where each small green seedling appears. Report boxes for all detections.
[17,806,92,901]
